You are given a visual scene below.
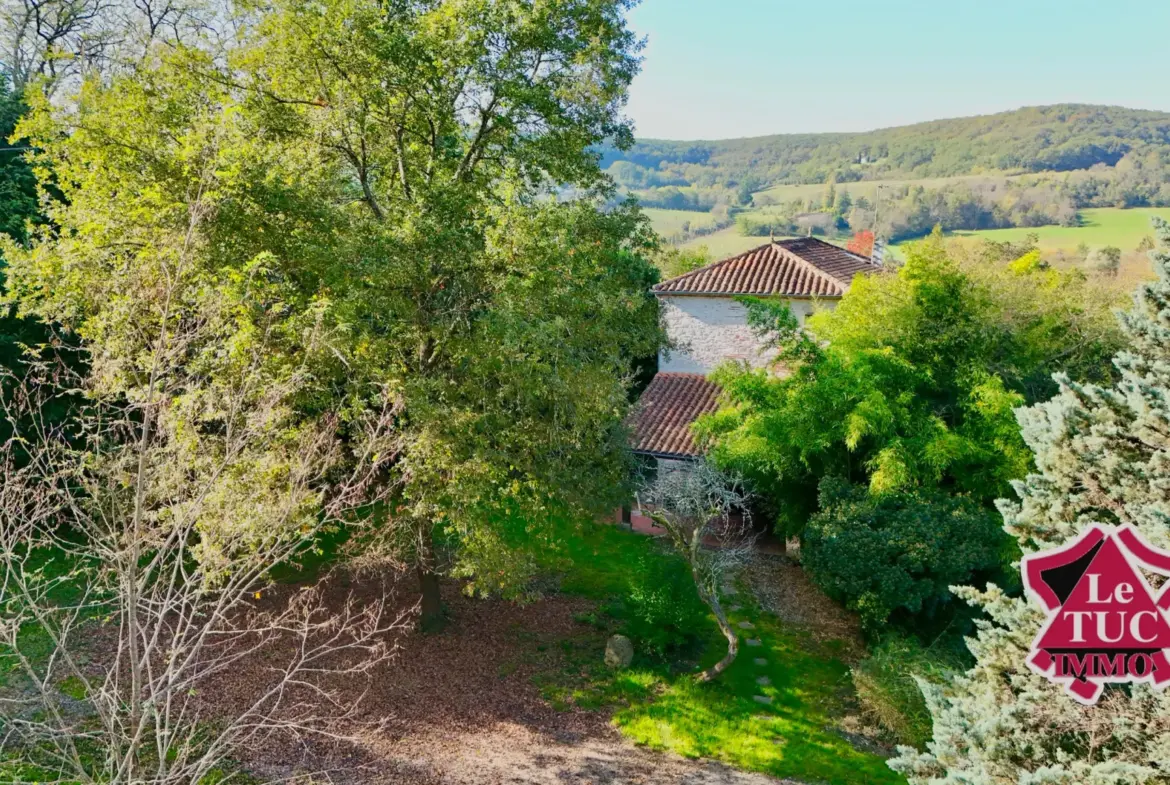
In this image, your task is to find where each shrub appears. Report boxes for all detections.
[803,478,1007,633]
[851,634,966,747]
[619,551,709,659]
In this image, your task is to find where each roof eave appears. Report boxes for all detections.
[631,448,704,460]
[651,289,844,299]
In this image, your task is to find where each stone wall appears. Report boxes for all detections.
[658,295,822,374]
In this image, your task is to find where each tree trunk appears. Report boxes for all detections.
[417,564,443,630]
[416,526,443,630]
[695,583,738,682]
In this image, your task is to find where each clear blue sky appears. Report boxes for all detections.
[624,0,1170,140]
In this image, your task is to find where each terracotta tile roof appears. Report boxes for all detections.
[653,237,877,297]
[629,373,722,458]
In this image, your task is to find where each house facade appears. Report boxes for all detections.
[629,237,879,473]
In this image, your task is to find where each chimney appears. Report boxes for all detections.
[871,239,886,267]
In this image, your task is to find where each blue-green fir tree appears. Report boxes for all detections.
[889,219,1170,784]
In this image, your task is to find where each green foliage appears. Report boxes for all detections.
[0,80,37,244]
[700,235,1123,538]
[618,551,708,659]
[222,0,660,595]
[653,244,710,279]
[844,179,1077,243]
[803,478,1007,633]
[613,106,1170,245]
[602,104,1170,188]
[1086,244,1122,275]
[7,0,663,604]
[851,633,967,747]
[890,218,1170,784]
[0,77,63,403]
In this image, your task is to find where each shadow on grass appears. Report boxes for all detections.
[535,522,903,785]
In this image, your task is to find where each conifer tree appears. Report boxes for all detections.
[889,220,1170,783]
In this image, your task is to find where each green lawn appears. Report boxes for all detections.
[538,523,902,785]
[944,207,1170,252]
[0,546,87,692]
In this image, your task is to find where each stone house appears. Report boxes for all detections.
[628,237,879,476]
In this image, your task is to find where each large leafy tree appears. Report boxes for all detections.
[889,220,1170,784]
[231,0,656,621]
[7,0,660,625]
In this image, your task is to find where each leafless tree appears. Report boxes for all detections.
[0,139,410,782]
[1,0,228,94]
[0,0,115,91]
[0,354,410,783]
[640,461,754,682]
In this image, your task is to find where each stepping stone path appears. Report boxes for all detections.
[731,574,775,710]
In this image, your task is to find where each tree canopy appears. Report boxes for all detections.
[3,0,661,624]
[889,218,1170,785]
[697,235,1123,536]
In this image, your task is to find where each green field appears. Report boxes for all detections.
[534,523,900,785]
[675,207,1168,264]
[679,227,772,259]
[944,207,1170,252]
[643,208,724,238]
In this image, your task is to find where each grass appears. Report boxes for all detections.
[643,207,723,239]
[0,546,87,691]
[536,522,902,785]
[945,207,1170,252]
[679,226,776,259]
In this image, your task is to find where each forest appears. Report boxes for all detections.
[602,104,1170,187]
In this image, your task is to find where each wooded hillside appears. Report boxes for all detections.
[602,104,1170,189]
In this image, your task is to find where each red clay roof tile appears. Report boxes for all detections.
[653,237,877,297]
[629,373,722,458]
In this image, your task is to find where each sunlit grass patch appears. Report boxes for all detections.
[542,523,902,784]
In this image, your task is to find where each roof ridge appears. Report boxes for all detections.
[779,236,874,272]
[772,241,852,288]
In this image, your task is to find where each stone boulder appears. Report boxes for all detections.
[604,634,634,669]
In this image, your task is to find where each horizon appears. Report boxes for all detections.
[624,0,1170,141]
[627,102,1170,144]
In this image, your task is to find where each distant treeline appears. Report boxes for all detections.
[602,104,1170,189]
[636,153,1170,245]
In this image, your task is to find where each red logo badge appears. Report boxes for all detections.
[1023,525,1170,704]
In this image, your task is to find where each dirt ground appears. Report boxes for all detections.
[740,553,863,654]
[202,571,801,785]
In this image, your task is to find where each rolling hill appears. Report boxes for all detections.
[603,104,1170,191]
